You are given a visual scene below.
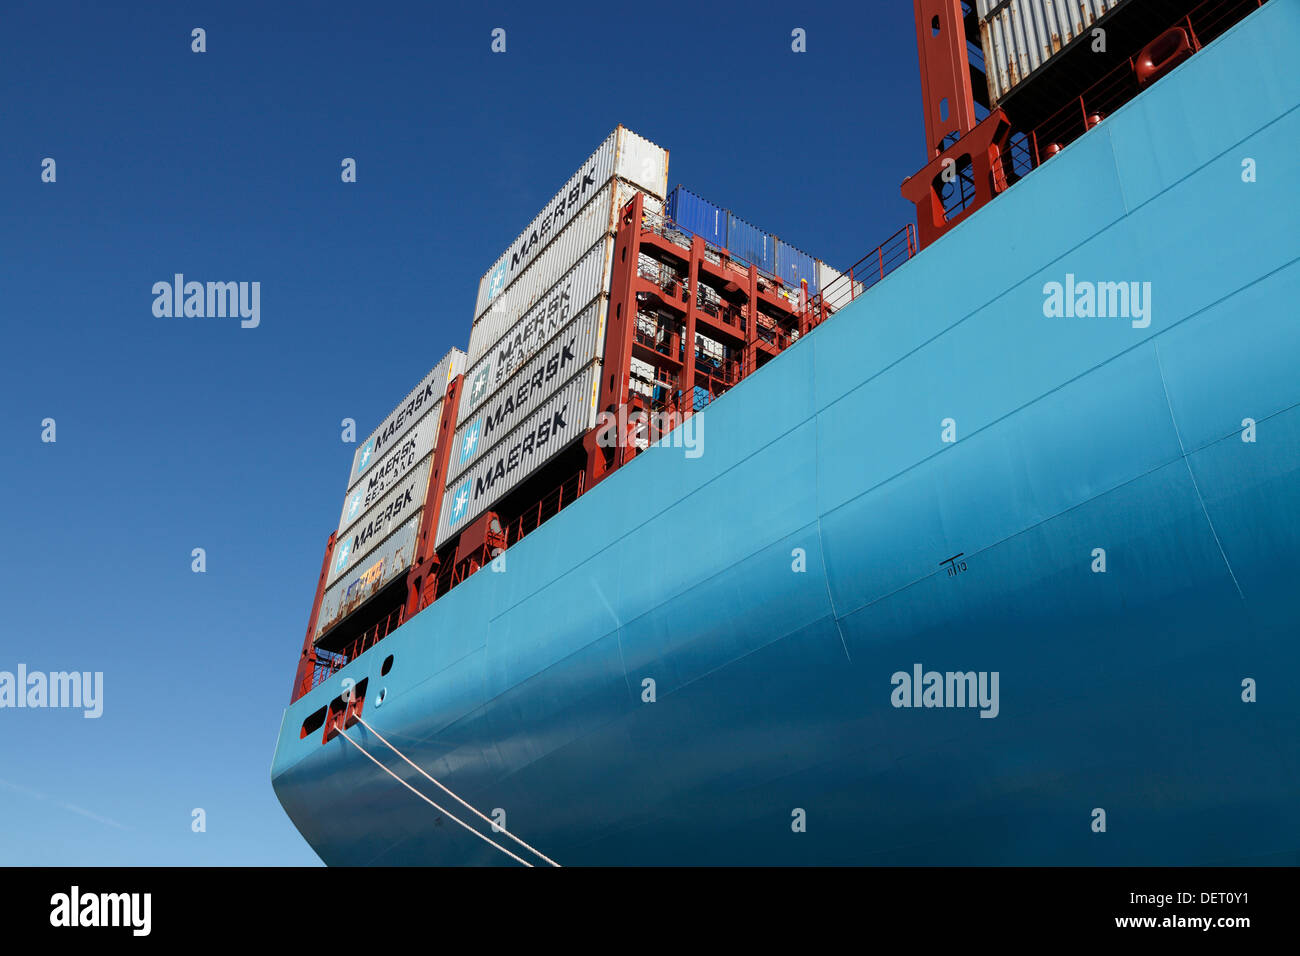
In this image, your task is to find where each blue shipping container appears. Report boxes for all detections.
[775,239,820,295]
[726,213,774,274]
[667,186,727,247]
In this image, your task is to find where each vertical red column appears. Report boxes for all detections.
[405,374,464,618]
[585,192,642,487]
[743,264,759,378]
[291,531,336,702]
[681,235,702,423]
[913,0,979,158]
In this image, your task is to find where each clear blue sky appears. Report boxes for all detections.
[1,0,922,864]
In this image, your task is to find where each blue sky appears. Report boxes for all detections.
[0,0,921,864]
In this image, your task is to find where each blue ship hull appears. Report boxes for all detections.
[272,2,1300,865]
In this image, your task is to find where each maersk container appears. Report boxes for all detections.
[348,349,464,487]
[467,187,619,366]
[667,186,727,247]
[337,409,439,538]
[435,364,601,548]
[464,235,613,396]
[315,514,420,643]
[774,239,820,294]
[976,0,1127,106]
[328,455,433,588]
[473,127,667,320]
[726,213,774,274]
[449,301,607,482]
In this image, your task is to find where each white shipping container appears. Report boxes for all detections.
[348,348,465,487]
[337,408,440,539]
[315,514,420,643]
[328,454,433,588]
[473,127,668,319]
[448,301,607,482]
[435,364,601,548]
[816,261,862,311]
[462,237,613,420]
[976,0,1127,105]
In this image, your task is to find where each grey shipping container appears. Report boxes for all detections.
[976,0,1128,106]
[347,349,465,488]
[337,408,440,539]
[328,454,433,588]
[473,127,668,320]
[464,234,614,395]
[468,187,618,367]
[449,300,607,482]
[315,514,420,642]
[436,364,601,548]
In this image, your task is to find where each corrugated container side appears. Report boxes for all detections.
[449,300,607,481]
[615,127,669,203]
[435,364,601,548]
[775,239,820,294]
[473,128,667,319]
[467,183,656,368]
[726,212,774,274]
[337,409,440,538]
[464,234,613,393]
[468,187,616,365]
[348,349,464,486]
[328,455,433,588]
[976,0,1125,105]
[668,186,727,247]
[473,131,618,319]
[315,515,420,642]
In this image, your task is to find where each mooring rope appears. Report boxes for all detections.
[335,726,533,867]
[353,714,560,867]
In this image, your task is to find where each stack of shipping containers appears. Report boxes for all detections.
[296,125,858,692]
[434,127,668,548]
[666,186,854,311]
[976,0,1128,107]
[314,349,465,645]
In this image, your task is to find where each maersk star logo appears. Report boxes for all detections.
[460,419,482,464]
[449,481,471,527]
[471,366,491,401]
[334,540,352,571]
[347,491,363,519]
[355,438,376,475]
[488,263,507,300]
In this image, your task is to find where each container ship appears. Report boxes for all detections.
[271,0,1300,865]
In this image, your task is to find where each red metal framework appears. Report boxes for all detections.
[1026,0,1263,165]
[404,374,464,618]
[290,376,462,703]
[588,191,820,487]
[913,0,982,159]
[289,204,918,700]
[435,470,588,595]
[806,225,917,324]
[290,530,336,701]
[904,0,1265,248]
